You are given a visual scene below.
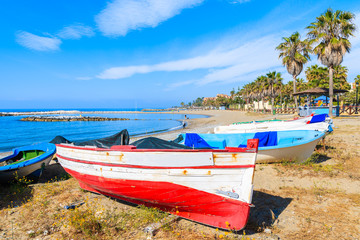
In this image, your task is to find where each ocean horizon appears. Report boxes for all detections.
[0,109,208,152]
[0,108,164,113]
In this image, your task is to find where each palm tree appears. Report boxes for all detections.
[282,82,293,108]
[333,66,350,90]
[248,82,257,111]
[355,75,360,86]
[254,77,264,112]
[306,64,350,90]
[276,32,311,113]
[265,71,283,114]
[240,83,253,110]
[230,88,236,98]
[294,78,307,92]
[305,64,328,88]
[307,8,355,117]
[274,73,283,107]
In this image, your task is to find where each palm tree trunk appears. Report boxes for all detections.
[329,66,334,117]
[262,97,265,112]
[271,85,274,114]
[293,75,299,114]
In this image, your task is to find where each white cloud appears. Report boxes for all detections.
[93,5,360,90]
[97,34,283,87]
[165,79,195,91]
[15,31,61,51]
[57,24,95,39]
[95,0,204,37]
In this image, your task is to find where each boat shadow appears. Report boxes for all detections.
[0,162,69,210]
[245,190,292,233]
[100,189,292,235]
[37,161,70,183]
[0,182,34,210]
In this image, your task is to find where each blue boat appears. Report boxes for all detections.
[0,143,56,183]
[179,130,325,163]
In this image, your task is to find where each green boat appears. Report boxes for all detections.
[0,143,56,183]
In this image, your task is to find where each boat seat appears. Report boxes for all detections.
[238,131,278,148]
[205,140,227,149]
[184,133,214,149]
[309,114,328,123]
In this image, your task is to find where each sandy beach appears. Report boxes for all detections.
[0,110,359,239]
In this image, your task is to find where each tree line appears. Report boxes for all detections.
[185,9,358,117]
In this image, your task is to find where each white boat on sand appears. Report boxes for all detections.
[55,131,259,230]
[179,130,325,163]
[214,114,332,134]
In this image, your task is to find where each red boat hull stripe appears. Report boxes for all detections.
[57,154,255,169]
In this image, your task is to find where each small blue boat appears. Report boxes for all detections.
[179,130,325,163]
[0,143,56,183]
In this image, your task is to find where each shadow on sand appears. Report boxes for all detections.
[245,190,292,233]
[0,182,34,210]
[38,161,69,183]
[85,189,293,236]
[0,162,69,210]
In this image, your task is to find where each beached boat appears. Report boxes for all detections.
[215,114,331,133]
[214,120,331,133]
[179,130,325,163]
[55,131,259,230]
[0,143,56,183]
[232,119,283,125]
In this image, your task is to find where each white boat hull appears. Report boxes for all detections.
[56,143,258,230]
[256,136,323,163]
[0,155,53,182]
[214,121,330,133]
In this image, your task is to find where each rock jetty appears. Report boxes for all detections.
[1,110,81,116]
[20,116,130,122]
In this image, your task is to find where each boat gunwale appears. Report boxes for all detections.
[56,143,257,153]
[257,130,325,150]
[57,154,256,169]
[193,130,326,151]
[0,143,56,171]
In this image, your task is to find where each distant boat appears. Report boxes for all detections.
[0,143,56,183]
[55,130,259,230]
[179,130,325,163]
[215,114,332,133]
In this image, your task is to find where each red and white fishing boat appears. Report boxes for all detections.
[56,138,259,230]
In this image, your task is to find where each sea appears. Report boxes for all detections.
[0,108,208,152]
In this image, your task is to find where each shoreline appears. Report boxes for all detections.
[139,109,289,141]
[0,110,282,156]
[1,110,359,239]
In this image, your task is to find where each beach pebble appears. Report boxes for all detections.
[264,228,272,234]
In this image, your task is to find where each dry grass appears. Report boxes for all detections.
[0,177,248,239]
[1,116,359,239]
[275,186,360,239]
[277,131,360,180]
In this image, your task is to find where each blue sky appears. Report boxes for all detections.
[1,0,360,109]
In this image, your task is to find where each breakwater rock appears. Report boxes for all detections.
[1,110,81,116]
[20,116,130,122]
